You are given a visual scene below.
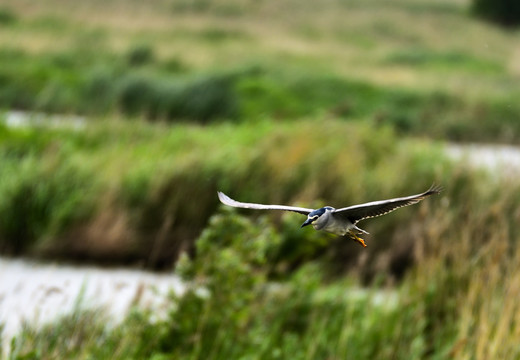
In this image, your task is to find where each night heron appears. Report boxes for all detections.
[217,185,442,247]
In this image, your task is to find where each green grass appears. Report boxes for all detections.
[4,53,520,141]
[0,118,450,271]
[1,47,519,141]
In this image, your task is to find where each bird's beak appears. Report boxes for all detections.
[301,218,313,228]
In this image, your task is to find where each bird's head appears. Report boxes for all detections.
[301,207,333,228]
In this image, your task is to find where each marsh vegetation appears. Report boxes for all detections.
[1,0,520,358]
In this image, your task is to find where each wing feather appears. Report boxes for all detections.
[217,192,313,215]
[333,185,442,223]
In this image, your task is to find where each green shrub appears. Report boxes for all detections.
[116,74,156,117]
[154,210,426,359]
[115,73,238,122]
[472,0,520,27]
[126,44,155,67]
[236,71,381,119]
[160,211,277,357]
[175,74,238,122]
[159,57,187,73]
[0,7,17,26]
[81,66,118,114]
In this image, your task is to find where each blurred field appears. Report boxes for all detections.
[1,0,520,358]
[0,0,519,140]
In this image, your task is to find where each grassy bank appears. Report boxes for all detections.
[1,116,517,282]
[0,118,450,274]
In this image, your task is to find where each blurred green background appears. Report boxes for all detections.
[1,0,520,358]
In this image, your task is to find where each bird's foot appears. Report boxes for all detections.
[349,232,367,247]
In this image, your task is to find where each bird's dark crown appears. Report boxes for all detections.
[309,206,333,217]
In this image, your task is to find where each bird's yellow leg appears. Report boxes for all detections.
[348,232,367,247]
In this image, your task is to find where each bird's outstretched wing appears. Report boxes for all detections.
[333,184,442,224]
[217,192,313,215]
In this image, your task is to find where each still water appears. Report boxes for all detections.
[0,257,184,352]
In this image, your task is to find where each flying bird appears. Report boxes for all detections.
[217,185,442,247]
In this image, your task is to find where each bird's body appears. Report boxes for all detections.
[217,185,441,247]
[303,206,351,234]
